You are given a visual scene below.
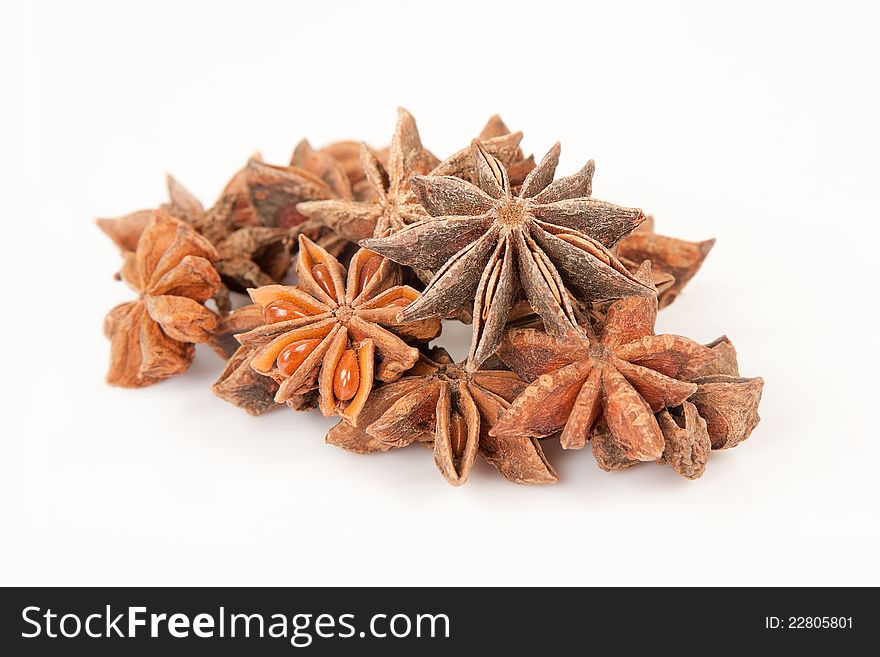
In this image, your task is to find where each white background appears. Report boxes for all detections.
[3,0,878,586]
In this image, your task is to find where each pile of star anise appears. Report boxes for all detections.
[99,109,763,486]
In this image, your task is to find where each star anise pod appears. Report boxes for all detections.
[296,108,524,244]
[104,212,221,388]
[492,263,715,461]
[590,336,763,477]
[685,336,764,450]
[362,141,653,365]
[98,171,291,303]
[235,236,441,423]
[617,216,715,308]
[326,347,558,486]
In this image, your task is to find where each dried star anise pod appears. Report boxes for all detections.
[235,236,441,423]
[617,216,715,308]
[326,347,558,486]
[98,172,292,304]
[589,336,763,477]
[492,263,715,461]
[297,108,524,245]
[685,336,764,450]
[363,141,653,365]
[104,212,221,387]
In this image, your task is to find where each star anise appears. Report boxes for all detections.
[492,263,715,461]
[617,216,715,308]
[296,108,525,244]
[235,236,441,423]
[685,336,764,450]
[98,171,291,305]
[326,347,558,486]
[589,335,763,477]
[362,141,653,365]
[104,212,221,388]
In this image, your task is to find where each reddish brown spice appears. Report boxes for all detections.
[100,109,764,487]
[356,255,384,296]
[311,263,335,298]
[333,349,361,401]
[264,300,313,324]
[277,339,323,377]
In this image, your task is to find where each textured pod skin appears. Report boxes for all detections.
[363,140,653,367]
[104,212,220,388]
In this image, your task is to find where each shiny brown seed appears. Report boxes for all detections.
[276,339,322,377]
[264,299,313,324]
[356,255,384,296]
[311,263,335,298]
[333,349,360,401]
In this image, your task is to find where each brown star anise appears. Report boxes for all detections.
[235,236,441,423]
[492,263,715,461]
[296,108,525,245]
[326,347,558,486]
[362,141,653,365]
[617,216,715,308]
[685,336,764,450]
[98,171,291,303]
[589,335,763,478]
[104,212,221,388]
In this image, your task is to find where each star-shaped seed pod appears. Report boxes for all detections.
[98,171,292,308]
[104,212,221,388]
[617,216,715,308]
[492,264,715,461]
[589,336,763,477]
[362,141,654,366]
[296,108,525,244]
[235,236,441,424]
[326,347,558,486]
[684,336,764,450]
